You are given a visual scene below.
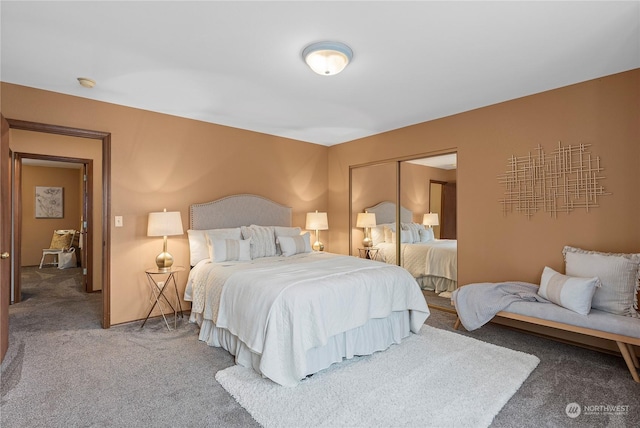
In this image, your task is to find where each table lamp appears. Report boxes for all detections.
[356,212,377,247]
[147,209,184,272]
[306,210,328,251]
[423,212,439,228]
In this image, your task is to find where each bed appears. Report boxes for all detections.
[365,201,458,294]
[184,194,430,387]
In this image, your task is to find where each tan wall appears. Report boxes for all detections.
[3,69,638,324]
[2,83,328,325]
[329,69,640,287]
[20,165,82,266]
[401,162,456,223]
[11,132,103,290]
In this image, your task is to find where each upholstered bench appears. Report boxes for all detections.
[452,286,640,383]
[453,245,640,383]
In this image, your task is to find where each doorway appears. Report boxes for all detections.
[6,119,111,328]
[429,180,457,239]
[14,153,93,301]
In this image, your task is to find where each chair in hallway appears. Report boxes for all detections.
[39,229,76,268]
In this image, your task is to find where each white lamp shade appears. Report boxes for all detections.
[356,212,377,228]
[147,211,184,237]
[303,41,353,76]
[306,211,328,230]
[423,213,439,227]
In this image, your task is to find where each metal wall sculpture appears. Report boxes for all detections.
[498,142,610,218]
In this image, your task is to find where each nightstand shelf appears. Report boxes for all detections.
[358,247,380,261]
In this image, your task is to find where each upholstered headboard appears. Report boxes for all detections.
[364,201,413,224]
[190,194,292,230]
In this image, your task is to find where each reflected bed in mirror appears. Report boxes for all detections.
[365,201,457,296]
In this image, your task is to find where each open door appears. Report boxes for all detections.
[1,114,11,362]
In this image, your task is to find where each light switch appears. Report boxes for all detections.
[115,216,123,227]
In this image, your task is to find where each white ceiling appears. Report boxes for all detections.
[22,158,83,169]
[407,153,457,170]
[1,1,638,147]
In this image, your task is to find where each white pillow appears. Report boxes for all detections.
[382,223,396,243]
[419,227,435,242]
[278,232,311,257]
[212,238,251,262]
[187,229,209,266]
[371,226,386,246]
[563,246,640,318]
[241,225,277,259]
[274,226,302,255]
[391,229,413,244]
[538,266,599,315]
[204,228,242,261]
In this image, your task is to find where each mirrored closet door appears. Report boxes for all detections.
[399,153,457,310]
[349,152,458,311]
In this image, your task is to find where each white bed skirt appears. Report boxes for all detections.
[418,275,457,293]
[191,310,411,382]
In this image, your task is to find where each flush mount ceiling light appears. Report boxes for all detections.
[77,77,96,88]
[302,41,353,76]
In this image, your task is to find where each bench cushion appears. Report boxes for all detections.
[505,300,640,340]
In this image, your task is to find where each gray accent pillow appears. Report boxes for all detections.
[241,225,277,259]
[563,246,640,318]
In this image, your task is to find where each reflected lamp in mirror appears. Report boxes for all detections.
[423,213,439,229]
[147,209,184,272]
[356,212,377,248]
[306,210,328,251]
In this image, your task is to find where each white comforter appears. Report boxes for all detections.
[378,240,457,281]
[185,252,429,386]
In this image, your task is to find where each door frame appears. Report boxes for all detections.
[1,115,11,361]
[6,119,112,328]
[14,153,94,296]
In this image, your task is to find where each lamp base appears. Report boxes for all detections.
[362,237,373,248]
[312,241,324,252]
[155,251,174,272]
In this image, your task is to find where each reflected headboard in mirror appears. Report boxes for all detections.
[365,201,412,224]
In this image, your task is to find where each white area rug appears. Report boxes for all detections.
[215,325,540,428]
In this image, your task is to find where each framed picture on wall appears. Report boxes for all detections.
[35,186,63,218]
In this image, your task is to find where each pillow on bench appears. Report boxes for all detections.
[538,266,599,315]
[563,246,640,318]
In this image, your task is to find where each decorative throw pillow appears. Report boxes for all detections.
[274,226,302,255]
[50,231,73,250]
[419,227,435,242]
[211,238,251,262]
[563,246,640,318]
[402,223,423,243]
[278,232,312,257]
[391,230,413,244]
[204,228,243,261]
[538,266,599,315]
[241,225,277,259]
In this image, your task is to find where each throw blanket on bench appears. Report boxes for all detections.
[452,282,550,330]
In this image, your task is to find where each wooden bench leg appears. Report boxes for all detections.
[616,341,640,383]
[453,317,461,331]
[629,344,639,369]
